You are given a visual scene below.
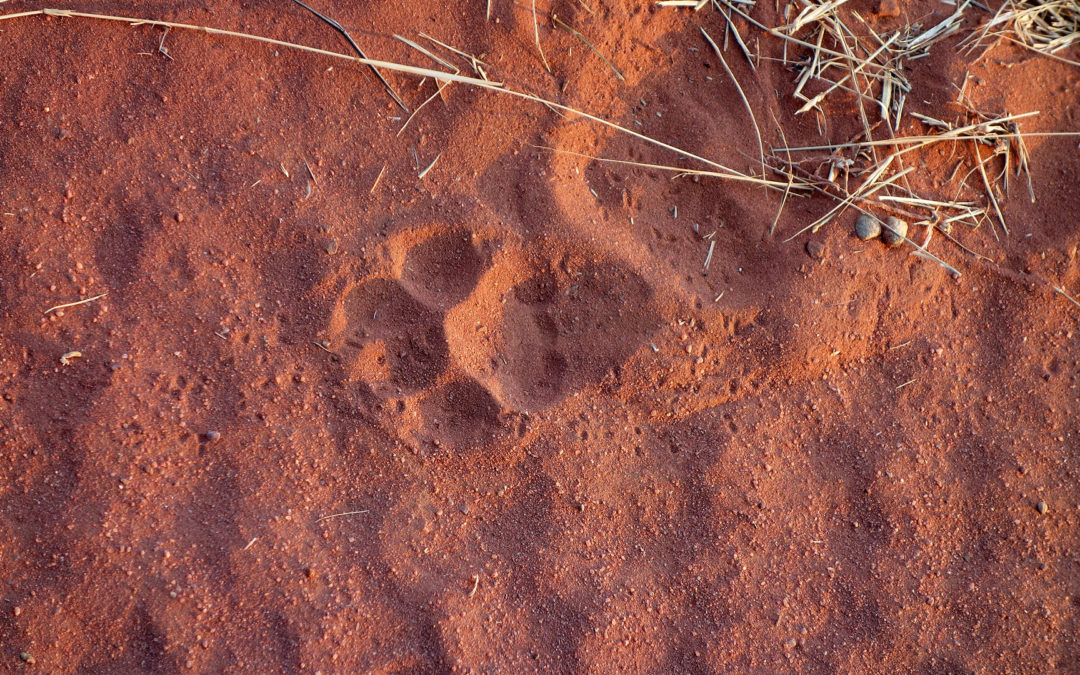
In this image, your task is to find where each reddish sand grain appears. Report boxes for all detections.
[1,0,1079,672]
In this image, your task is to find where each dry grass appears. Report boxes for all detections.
[661,0,1079,274]
[768,108,1065,243]
[534,146,798,190]
[700,27,765,180]
[531,0,552,73]
[966,0,1080,65]
[44,292,108,315]
[9,1,1079,287]
[288,0,409,112]
[1,6,778,189]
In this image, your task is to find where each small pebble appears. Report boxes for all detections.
[20,652,35,664]
[325,240,339,255]
[882,216,908,247]
[1036,500,1048,515]
[206,430,221,443]
[806,240,825,259]
[854,213,881,240]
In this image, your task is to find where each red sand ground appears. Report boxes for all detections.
[1,0,1078,672]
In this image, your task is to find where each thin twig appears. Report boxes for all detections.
[44,292,108,315]
[370,164,387,193]
[971,141,1009,236]
[286,0,409,112]
[535,145,798,190]
[769,112,795,235]
[532,0,552,73]
[1054,285,1080,311]
[316,510,370,522]
[553,13,624,81]
[418,153,442,179]
[776,112,1044,151]
[702,28,765,180]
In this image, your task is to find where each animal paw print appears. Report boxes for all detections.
[397,230,489,311]
[331,228,507,454]
[417,378,503,451]
[496,261,660,412]
[330,229,661,440]
[339,277,449,395]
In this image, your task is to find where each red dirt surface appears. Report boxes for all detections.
[1,0,1079,672]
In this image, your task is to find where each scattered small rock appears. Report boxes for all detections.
[882,216,908,247]
[205,430,221,443]
[20,652,35,664]
[806,240,826,259]
[854,213,881,240]
[1036,500,1048,515]
[325,239,339,255]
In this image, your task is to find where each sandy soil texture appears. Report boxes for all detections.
[1,0,1079,672]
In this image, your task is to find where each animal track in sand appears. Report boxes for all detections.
[418,378,503,452]
[497,261,659,412]
[339,277,449,395]
[398,230,489,311]
[334,231,658,432]
[334,227,512,450]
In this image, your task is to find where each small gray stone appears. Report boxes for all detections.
[882,216,908,247]
[806,240,826,259]
[20,652,35,664]
[854,213,881,240]
[1036,500,1048,515]
[325,239,339,255]
[206,430,221,443]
